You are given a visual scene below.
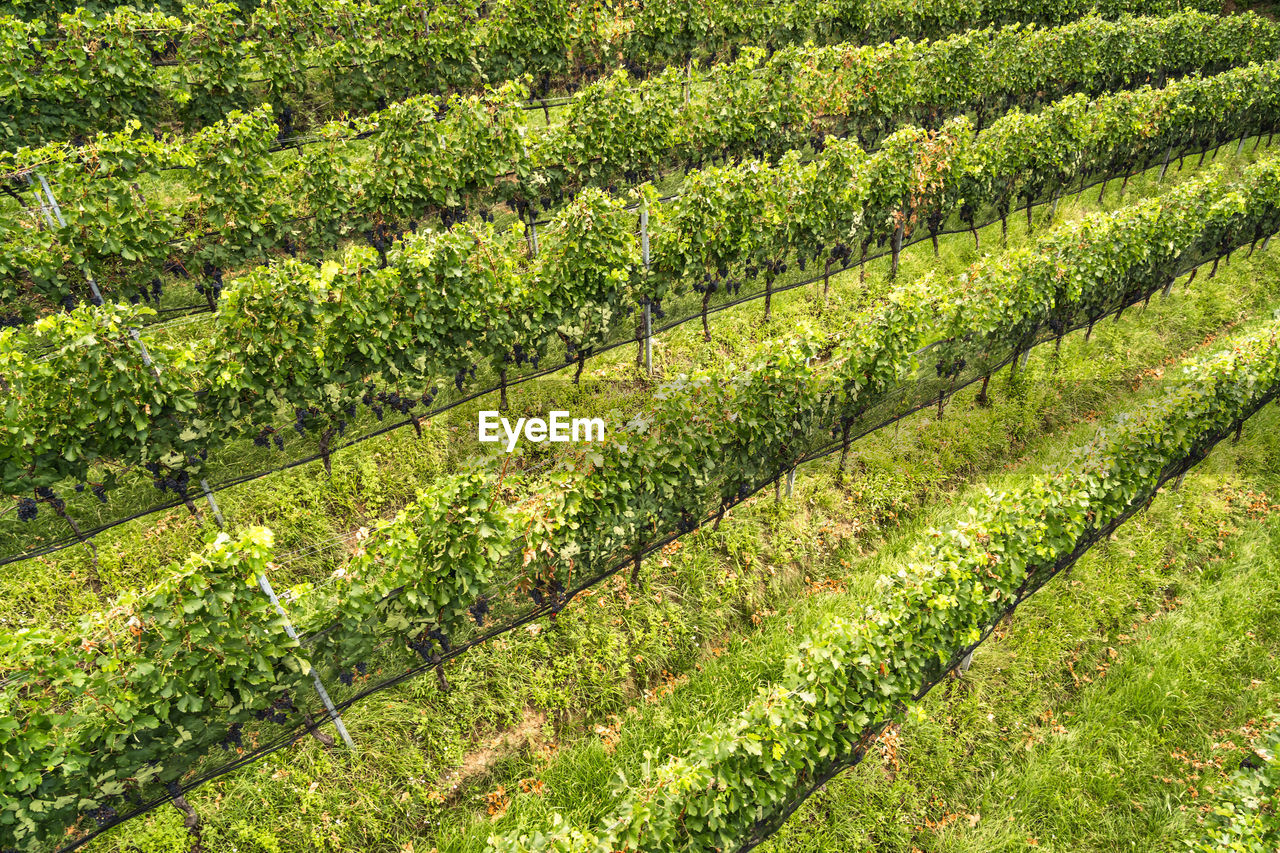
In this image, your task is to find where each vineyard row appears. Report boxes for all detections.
[491,315,1280,853]
[1,0,1217,147]
[4,151,1279,852]
[5,10,1273,321]
[3,58,1278,528]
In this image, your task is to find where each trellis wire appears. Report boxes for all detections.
[7,58,1253,332]
[732,416,1262,852]
[36,242,1272,852]
[3,142,1273,568]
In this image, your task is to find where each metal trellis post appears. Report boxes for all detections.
[641,203,653,376]
[201,479,226,528]
[256,572,357,750]
[35,172,104,305]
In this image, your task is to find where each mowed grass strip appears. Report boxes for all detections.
[89,204,1280,850]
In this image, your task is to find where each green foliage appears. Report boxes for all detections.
[0,528,305,850]
[5,59,1280,510]
[488,312,1280,853]
[0,0,1221,147]
[7,147,1280,852]
[5,11,1274,316]
[0,302,204,493]
[1187,717,1280,852]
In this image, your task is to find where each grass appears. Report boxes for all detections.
[765,475,1280,852]
[12,138,1275,631]
[65,145,1280,851]
[404,352,1280,852]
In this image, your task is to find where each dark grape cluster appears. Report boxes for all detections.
[428,628,452,653]
[677,511,696,534]
[527,578,566,612]
[17,498,37,522]
[440,206,469,228]
[0,312,22,329]
[196,264,224,302]
[408,629,451,660]
[368,389,414,416]
[468,596,491,627]
[829,243,853,268]
[218,722,243,751]
[453,364,477,392]
[253,694,296,725]
[163,258,190,279]
[148,36,178,64]
[92,483,108,503]
[149,468,191,496]
[935,357,966,379]
[507,344,532,367]
[61,294,79,312]
[547,579,567,619]
[337,661,368,686]
[87,804,118,828]
[275,105,294,142]
[365,226,389,266]
[736,482,751,502]
[293,407,318,435]
[421,387,438,408]
[407,635,431,660]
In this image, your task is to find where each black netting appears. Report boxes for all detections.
[5,136,1269,567]
[26,220,1276,851]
